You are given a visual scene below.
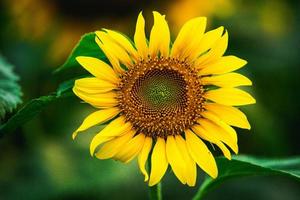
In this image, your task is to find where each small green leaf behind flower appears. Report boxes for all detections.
[193,155,300,200]
[54,32,107,73]
[0,55,22,121]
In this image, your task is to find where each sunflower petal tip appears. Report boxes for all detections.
[247,79,253,86]
[245,122,251,130]
[152,11,161,15]
[138,11,144,17]
[148,181,155,187]
[72,132,78,140]
[208,165,218,179]
[223,151,232,160]
[90,146,95,157]
[101,28,109,33]
[232,143,239,154]
[211,173,218,179]
[222,29,229,37]
[75,56,85,63]
[248,97,256,105]
[144,175,149,182]
[213,171,218,179]
[187,183,196,187]
[235,148,239,154]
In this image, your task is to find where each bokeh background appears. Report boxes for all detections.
[0,0,300,199]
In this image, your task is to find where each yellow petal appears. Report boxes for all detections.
[74,86,115,96]
[195,31,228,66]
[191,125,232,160]
[90,116,132,156]
[76,56,119,83]
[138,136,153,181]
[171,17,207,59]
[149,138,168,186]
[201,73,252,87]
[114,133,145,163]
[201,110,237,143]
[185,129,218,178]
[204,103,251,129]
[204,88,256,106]
[74,77,117,94]
[191,26,224,63]
[72,107,120,139]
[104,29,138,61]
[175,135,197,186]
[199,56,247,76]
[95,130,135,159]
[96,31,132,70]
[134,12,148,58]
[95,37,124,74]
[198,118,238,154]
[166,136,186,184]
[73,87,118,108]
[149,11,170,57]
[75,77,116,88]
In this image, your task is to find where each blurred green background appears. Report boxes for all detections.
[0,0,300,199]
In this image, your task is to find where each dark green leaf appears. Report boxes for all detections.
[0,31,108,135]
[0,55,22,121]
[193,155,300,200]
[0,79,75,135]
[0,33,104,135]
[56,79,75,97]
[54,32,106,73]
[0,94,57,134]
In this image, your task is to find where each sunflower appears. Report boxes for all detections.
[72,11,255,187]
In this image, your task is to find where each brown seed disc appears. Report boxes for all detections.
[117,57,204,138]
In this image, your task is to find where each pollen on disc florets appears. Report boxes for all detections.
[117,57,205,138]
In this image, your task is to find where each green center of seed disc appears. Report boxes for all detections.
[137,69,186,110]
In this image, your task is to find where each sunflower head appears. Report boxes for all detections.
[72,11,255,187]
[117,57,204,138]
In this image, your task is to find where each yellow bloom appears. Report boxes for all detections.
[72,11,255,187]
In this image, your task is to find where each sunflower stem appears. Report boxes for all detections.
[148,182,162,200]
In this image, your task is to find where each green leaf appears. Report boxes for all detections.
[54,32,106,73]
[0,31,108,135]
[0,94,57,134]
[56,79,75,97]
[0,32,108,134]
[0,55,22,121]
[0,79,74,135]
[0,33,106,135]
[193,155,300,200]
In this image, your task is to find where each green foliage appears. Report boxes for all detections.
[193,155,300,200]
[0,94,57,134]
[54,32,106,73]
[0,79,73,135]
[0,32,106,134]
[56,78,75,97]
[0,55,22,121]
